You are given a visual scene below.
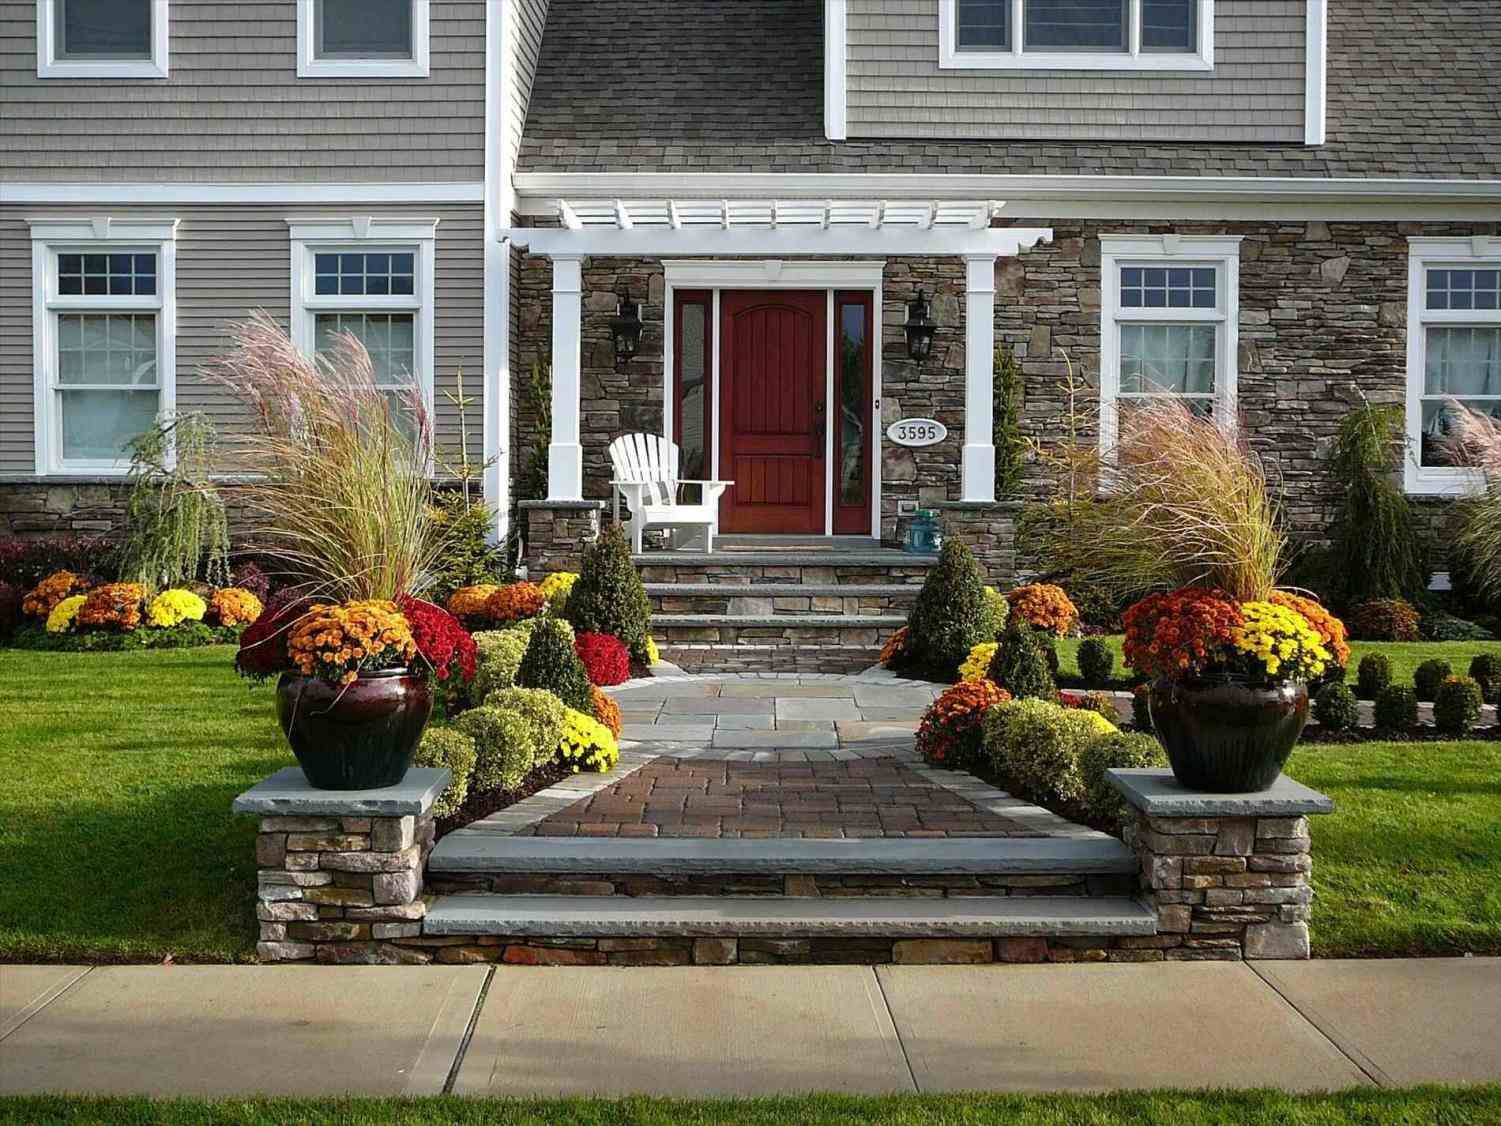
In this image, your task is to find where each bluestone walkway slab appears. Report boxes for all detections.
[876,963,1370,1093]
[455,966,912,1097]
[0,965,90,1040]
[1253,957,1501,1086]
[0,965,487,1097]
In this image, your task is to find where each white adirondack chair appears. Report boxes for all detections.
[608,433,732,553]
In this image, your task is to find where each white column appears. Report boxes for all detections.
[962,253,997,502]
[547,254,584,500]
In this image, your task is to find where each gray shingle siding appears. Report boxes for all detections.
[517,0,1501,179]
[846,0,1304,143]
[0,202,484,475]
[0,1,486,183]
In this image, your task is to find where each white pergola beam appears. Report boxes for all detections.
[512,226,1051,258]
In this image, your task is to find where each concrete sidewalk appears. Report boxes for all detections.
[2,959,1498,1097]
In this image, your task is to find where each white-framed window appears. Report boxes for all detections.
[36,0,169,80]
[1099,234,1241,454]
[287,218,438,438]
[939,0,1212,71]
[296,0,429,79]
[27,218,178,475]
[1405,236,1501,496]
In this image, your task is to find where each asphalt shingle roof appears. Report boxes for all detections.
[518,0,1501,180]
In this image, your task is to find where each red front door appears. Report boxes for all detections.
[718,290,827,534]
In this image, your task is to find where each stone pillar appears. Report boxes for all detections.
[933,500,1021,584]
[518,498,604,575]
[1106,768,1333,961]
[961,253,997,503]
[233,767,449,965]
[548,253,585,500]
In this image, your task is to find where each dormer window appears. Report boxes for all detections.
[36,0,169,79]
[296,0,430,79]
[942,0,1211,70]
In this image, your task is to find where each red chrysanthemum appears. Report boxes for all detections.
[575,631,631,686]
[915,679,1011,768]
[398,594,478,683]
[1122,587,1244,680]
[235,592,315,681]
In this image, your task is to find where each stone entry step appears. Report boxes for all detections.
[646,583,922,617]
[424,893,1157,939]
[653,614,907,674]
[428,834,1137,876]
[636,551,936,587]
[659,645,887,674]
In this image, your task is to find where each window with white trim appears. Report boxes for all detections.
[296,0,429,78]
[1099,235,1240,453]
[940,0,1211,71]
[37,0,169,79]
[1405,237,1501,496]
[28,219,178,475]
[288,219,438,438]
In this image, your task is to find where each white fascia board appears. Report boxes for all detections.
[1,183,485,205]
[512,227,1054,258]
[662,259,884,289]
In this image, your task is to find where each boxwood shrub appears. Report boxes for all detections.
[1355,653,1393,700]
[1373,684,1419,733]
[1076,637,1115,685]
[904,538,992,678]
[1433,676,1484,737]
[1079,731,1167,832]
[455,706,536,793]
[1469,653,1500,705]
[413,727,479,818]
[516,617,594,714]
[1313,682,1360,731]
[1413,658,1454,703]
[983,698,1115,808]
[565,525,652,661]
[988,619,1057,701]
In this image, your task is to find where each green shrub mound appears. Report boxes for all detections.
[482,686,567,764]
[470,625,535,701]
[412,727,478,818]
[1468,653,1500,705]
[1373,685,1419,733]
[455,706,538,793]
[1313,683,1361,732]
[1131,687,1153,733]
[983,698,1116,809]
[1413,658,1454,703]
[1420,611,1493,643]
[1076,637,1115,685]
[1356,653,1393,700]
[988,619,1057,701]
[515,617,593,713]
[983,586,1010,638]
[1433,676,1485,737]
[566,525,651,660]
[9,621,239,652]
[904,539,992,677]
[1079,731,1167,831]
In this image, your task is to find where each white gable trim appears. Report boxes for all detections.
[1,183,485,205]
[1304,0,1328,146]
[824,0,847,141]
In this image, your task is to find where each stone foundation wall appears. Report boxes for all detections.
[1,481,133,537]
[934,501,1022,585]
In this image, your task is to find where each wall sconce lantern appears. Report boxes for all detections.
[904,289,938,361]
[610,290,644,364]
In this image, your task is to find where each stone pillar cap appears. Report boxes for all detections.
[233,767,451,817]
[1104,768,1333,817]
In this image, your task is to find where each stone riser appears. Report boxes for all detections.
[639,564,933,584]
[658,624,898,646]
[426,872,1141,898]
[376,934,1211,966]
[661,645,884,674]
[651,595,916,616]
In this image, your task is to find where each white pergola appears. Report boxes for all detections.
[508,199,1053,506]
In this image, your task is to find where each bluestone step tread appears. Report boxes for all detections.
[424,894,1157,938]
[656,614,907,628]
[645,583,921,597]
[635,551,937,567]
[427,834,1136,875]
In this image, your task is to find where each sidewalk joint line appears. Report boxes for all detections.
[0,964,93,1044]
[443,964,495,1095]
[872,967,921,1093]
[1246,961,1390,1088]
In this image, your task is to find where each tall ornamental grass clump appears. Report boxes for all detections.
[1028,399,1285,603]
[1444,406,1501,610]
[1326,403,1427,607]
[209,312,449,601]
[119,413,231,590]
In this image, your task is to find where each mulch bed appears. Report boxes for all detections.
[434,759,571,839]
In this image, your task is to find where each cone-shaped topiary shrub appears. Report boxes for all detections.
[902,538,991,678]
[1356,653,1392,700]
[1373,684,1419,733]
[1433,675,1484,736]
[516,617,594,714]
[1313,683,1360,731]
[412,727,478,817]
[1470,653,1500,705]
[1413,658,1454,702]
[988,618,1058,701]
[565,525,652,661]
[1077,637,1115,685]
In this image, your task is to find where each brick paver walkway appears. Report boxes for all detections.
[515,757,1045,839]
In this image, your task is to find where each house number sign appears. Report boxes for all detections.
[886,418,948,448]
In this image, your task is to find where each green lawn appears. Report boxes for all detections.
[0,646,287,963]
[1058,635,1498,690]
[1,647,1498,964]
[3,1089,1499,1126]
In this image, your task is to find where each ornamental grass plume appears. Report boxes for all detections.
[209,312,447,603]
[1444,404,1501,605]
[1041,399,1285,603]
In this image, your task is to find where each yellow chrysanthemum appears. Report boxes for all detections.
[45,594,88,633]
[539,571,578,602]
[555,706,620,773]
[1229,601,1330,684]
[958,642,998,683]
[147,588,208,628]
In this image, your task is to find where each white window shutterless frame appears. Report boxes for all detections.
[28,218,179,475]
[296,0,430,78]
[939,0,1212,71]
[37,0,169,79]
[1098,234,1241,456]
[1405,236,1501,497]
[287,218,438,438]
